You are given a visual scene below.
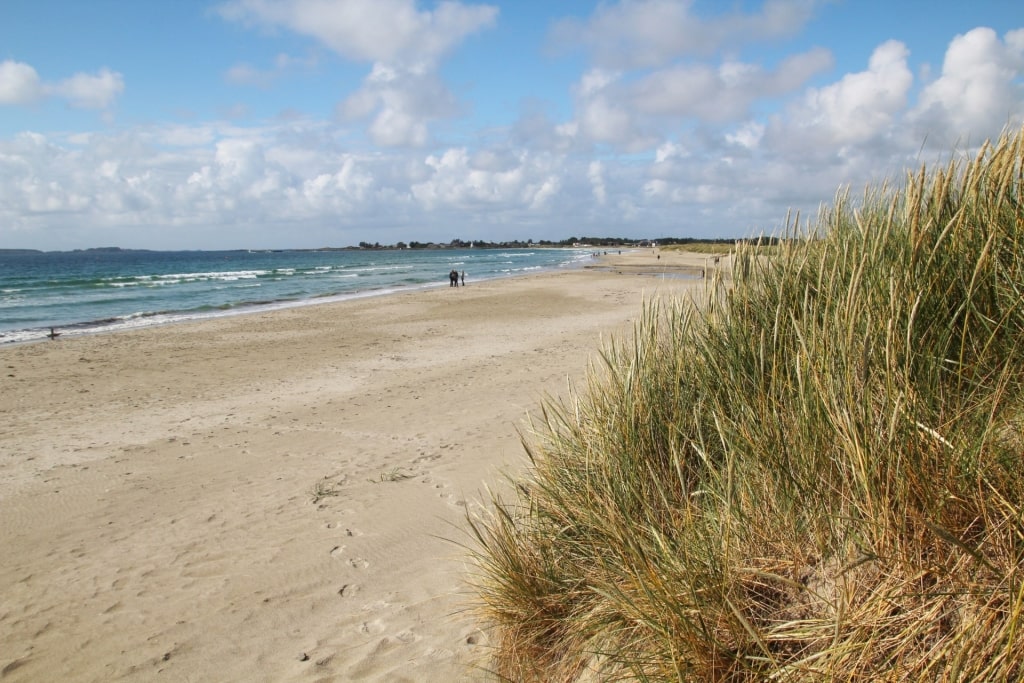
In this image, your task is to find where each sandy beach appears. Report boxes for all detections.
[0,250,718,682]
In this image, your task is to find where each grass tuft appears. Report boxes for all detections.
[467,126,1024,681]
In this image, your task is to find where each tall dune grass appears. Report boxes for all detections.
[467,127,1024,681]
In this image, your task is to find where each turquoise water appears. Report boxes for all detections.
[0,248,592,344]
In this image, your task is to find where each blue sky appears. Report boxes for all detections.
[1,0,1022,250]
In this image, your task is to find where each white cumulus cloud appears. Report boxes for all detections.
[49,68,125,110]
[0,60,44,104]
[0,60,124,110]
[550,0,819,69]
[912,27,1024,145]
[339,64,458,147]
[768,39,913,152]
[217,0,497,68]
[219,0,498,147]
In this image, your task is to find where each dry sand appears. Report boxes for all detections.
[0,250,720,682]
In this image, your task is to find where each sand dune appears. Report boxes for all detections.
[0,251,710,682]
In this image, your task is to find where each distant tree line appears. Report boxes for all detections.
[348,236,780,250]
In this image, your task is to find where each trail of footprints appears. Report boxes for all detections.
[303,436,479,675]
[327,524,369,570]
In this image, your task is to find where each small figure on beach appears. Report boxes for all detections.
[449,269,459,287]
[47,327,61,340]
[460,271,466,286]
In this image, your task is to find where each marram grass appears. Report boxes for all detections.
[467,126,1024,682]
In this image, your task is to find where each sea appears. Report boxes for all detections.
[0,247,594,345]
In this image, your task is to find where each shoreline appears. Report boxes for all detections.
[0,251,712,681]
[1,251,595,347]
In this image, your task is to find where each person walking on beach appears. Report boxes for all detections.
[460,271,466,286]
[449,269,458,287]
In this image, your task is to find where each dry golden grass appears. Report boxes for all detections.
[468,126,1024,681]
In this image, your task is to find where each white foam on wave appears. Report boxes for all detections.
[155,270,267,281]
[347,264,407,273]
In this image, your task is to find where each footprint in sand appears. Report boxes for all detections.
[357,619,386,635]
[330,544,369,566]
[338,583,361,597]
[439,492,468,507]
[395,629,417,644]
[434,483,467,507]
[325,522,363,536]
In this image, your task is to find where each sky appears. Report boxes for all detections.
[1,0,1022,251]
